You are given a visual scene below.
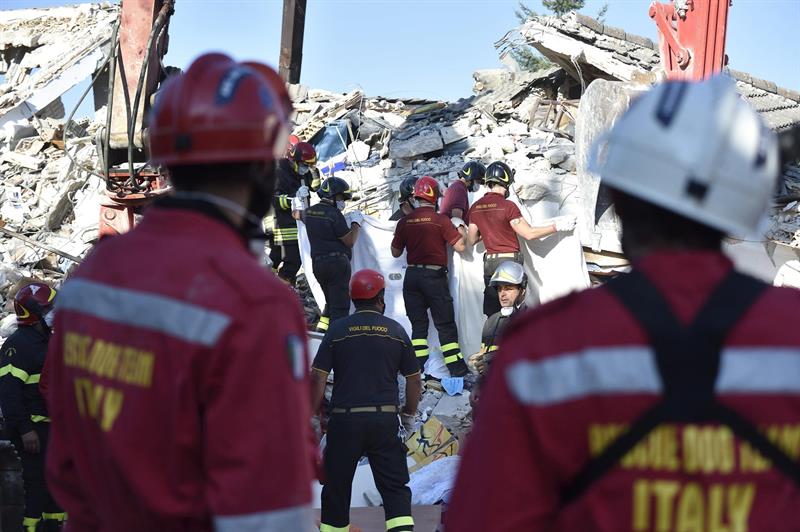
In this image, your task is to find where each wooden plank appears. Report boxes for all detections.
[279,0,307,84]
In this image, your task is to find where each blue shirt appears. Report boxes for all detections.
[304,201,351,259]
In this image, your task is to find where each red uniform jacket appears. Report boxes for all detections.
[45,205,314,532]
[447,251,800,531]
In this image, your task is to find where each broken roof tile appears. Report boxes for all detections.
[515,12,800,131]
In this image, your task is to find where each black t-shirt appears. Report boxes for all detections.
[312,310,419,408]
[304,201,351,259]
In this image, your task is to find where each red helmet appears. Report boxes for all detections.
[285,134,301,158]
[413,175,440,204]
[289,141,317,166]
[148,53,291,167]
[14,282,57,325]
[350,269,385,300]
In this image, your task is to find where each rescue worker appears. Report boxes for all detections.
[271,140,319,286]
[469,261,527,377]
[391,176,470,378]
[45,54,314,531]
[467,161,576,316]
[0,282,64,531]
[304,176,362,332]
[447,77,800,530]
[440,161,485,227]
[311,269,421,532]
[389,176,419,221]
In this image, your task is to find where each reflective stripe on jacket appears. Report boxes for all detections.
[46,206,314,532]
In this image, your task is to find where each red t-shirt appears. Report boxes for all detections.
[391,206,461,267]
[440,180,470,224]
[467,192,523,254]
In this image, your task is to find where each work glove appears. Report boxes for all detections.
[296,185,310,199]
[553,215,577,232]
[20,430,40,454]
[347,210,364,226]
[469,350,489,375]
[291,196,306,212]
[451,216,466,229]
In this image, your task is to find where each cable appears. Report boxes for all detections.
[62,15,121,180]
[124,0,175,192]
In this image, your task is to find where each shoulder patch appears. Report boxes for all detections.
[286,334,306,380]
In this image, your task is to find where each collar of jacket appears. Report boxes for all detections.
[143,196,248,248]
[632,249,734,324]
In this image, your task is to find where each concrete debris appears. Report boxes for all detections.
[0,4,119,130]
[0,5,124,343]
[513,12,800,132]
[288,61,580,225]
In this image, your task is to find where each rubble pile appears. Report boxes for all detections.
[0,4,117,336]
[288,64,579,216]
[768,164,800,247]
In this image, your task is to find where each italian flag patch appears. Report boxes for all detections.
[286,335,306,380]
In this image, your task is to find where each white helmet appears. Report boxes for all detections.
[589,75,779,236]
[490,261,527,288]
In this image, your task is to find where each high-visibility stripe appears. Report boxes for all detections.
[274,228,299,235]
[0,364,29,383]
[415,349,430,358]
[443,353,463,365]
[42,512,65,521]
[487,345,500,352]
[25,373,40,384]
[215,504,313,532]
[23,517,39,532]
[506,346,800,406]
[386,515,414,530]
[441,342,460,352]
[716,348,800,393]
[317,316,330,332]
[506,346,661,406]
[58,279,232,348]
[411,339,428,347]
[31,415,50,423]
[319,524,350,532]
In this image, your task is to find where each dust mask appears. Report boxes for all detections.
[336,200,346,211]
[500,307,514,317]
[298,165,310,176]
[44,310,55,327]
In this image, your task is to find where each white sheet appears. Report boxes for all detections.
[298,197,590,377]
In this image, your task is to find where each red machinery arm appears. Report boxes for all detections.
[649,0,731,81]
[100,0,174,237]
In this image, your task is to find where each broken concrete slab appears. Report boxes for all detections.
[439,120,473,146]
[543,146,571,165]
[0,150,43,170]
[388,130,443,159]
[431,392,471,432]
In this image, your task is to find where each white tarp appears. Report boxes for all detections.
[298,192,589,376]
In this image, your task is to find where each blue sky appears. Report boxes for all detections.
[6,0,800,118]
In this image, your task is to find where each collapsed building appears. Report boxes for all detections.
[0,4,799,516]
